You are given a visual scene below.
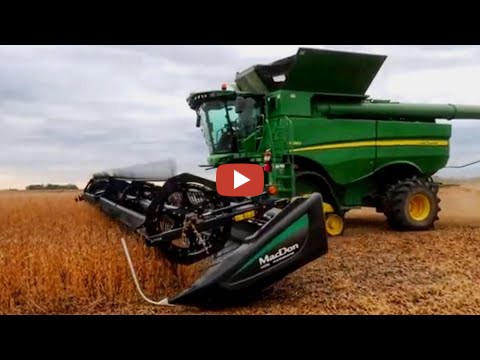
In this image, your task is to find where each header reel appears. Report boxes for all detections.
[79,164,329,307]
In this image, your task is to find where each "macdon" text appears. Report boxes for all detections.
[259,243,300,266]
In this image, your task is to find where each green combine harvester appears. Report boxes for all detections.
[80,47,480,307]
[191,47,480,236]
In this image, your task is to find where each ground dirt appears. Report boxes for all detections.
[1,184,479,315]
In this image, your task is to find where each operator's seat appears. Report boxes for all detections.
[237,97,257,137]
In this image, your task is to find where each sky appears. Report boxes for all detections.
[1,45,480,189]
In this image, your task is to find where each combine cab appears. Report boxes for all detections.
[79,47,480,307]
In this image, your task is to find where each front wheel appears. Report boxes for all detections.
[384,177,441,231]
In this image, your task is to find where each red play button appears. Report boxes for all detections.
[216,164,265,197]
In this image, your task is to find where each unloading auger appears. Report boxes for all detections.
[77,160,329,308]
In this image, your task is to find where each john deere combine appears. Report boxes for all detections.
[79,47,480,307]
[193,47,480,235]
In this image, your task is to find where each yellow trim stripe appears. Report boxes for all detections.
[292,139,449,153]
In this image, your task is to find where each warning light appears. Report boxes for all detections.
[221,83,228,91]
[267,185,279,196]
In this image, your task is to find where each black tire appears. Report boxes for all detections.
[384,176,441,231]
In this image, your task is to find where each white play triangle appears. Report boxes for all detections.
[233,170,250,189]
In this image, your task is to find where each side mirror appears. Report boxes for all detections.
[196,113,201,128]
[235,97,247,113]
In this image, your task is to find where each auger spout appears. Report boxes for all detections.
[316,102,480,120]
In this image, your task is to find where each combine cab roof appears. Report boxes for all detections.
[235,47,387,96]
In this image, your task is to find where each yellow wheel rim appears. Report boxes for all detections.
[326,214,344,236]
[408,194,431,221]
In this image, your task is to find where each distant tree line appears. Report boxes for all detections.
[26,184,79,191]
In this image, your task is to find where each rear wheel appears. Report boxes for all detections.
[384,176,440,231]
[325,213,345,237]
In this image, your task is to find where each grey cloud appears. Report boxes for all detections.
[2,45,480,189]
[0,45,214,187]
[356,46,480,87]
[107,45,242,67]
